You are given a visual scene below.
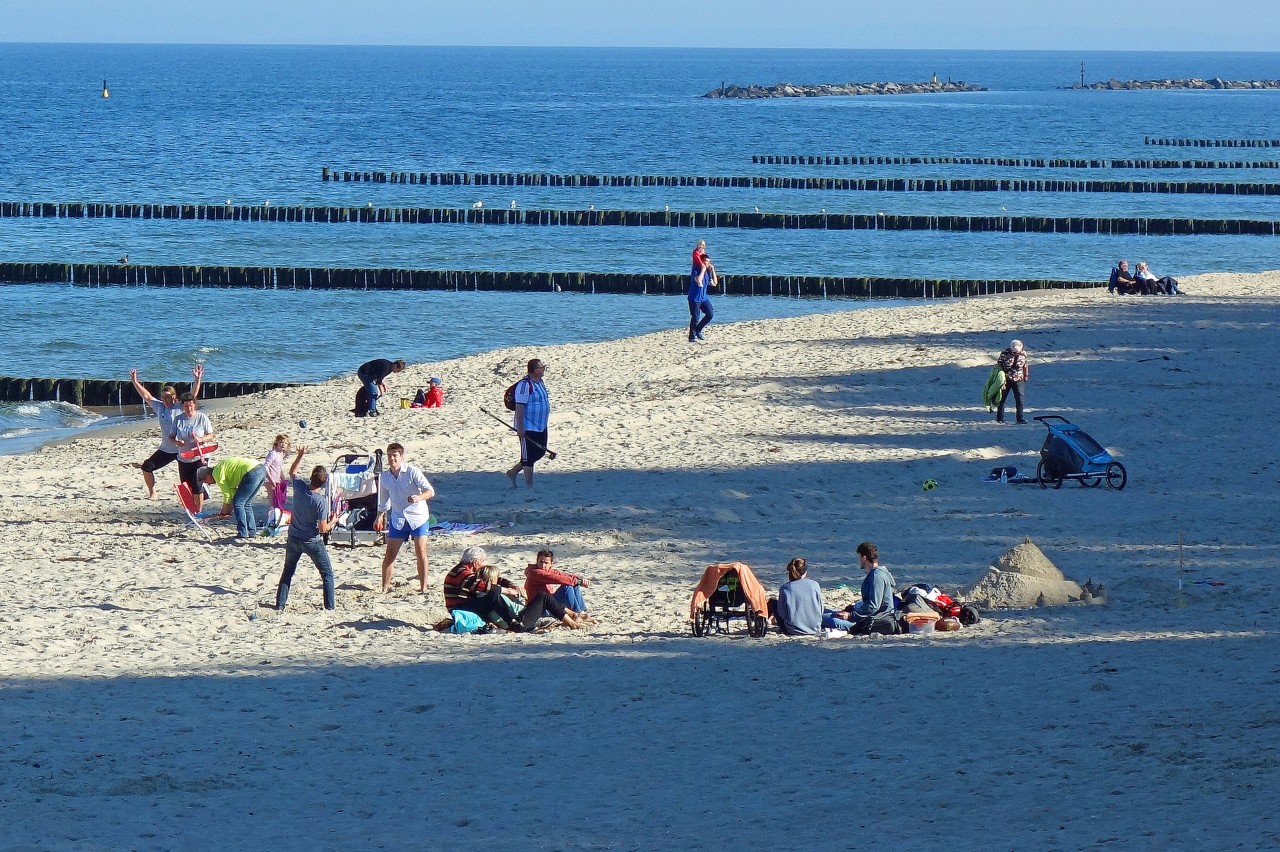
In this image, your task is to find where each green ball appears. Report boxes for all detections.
[922,478,939,491]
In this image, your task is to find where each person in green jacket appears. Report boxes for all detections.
[982,364,1006,412]
[197,457,267,539]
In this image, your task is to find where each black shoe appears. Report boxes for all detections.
[1017,419,1028,424]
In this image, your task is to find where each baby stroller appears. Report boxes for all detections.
[690,562,769,638]
[1034,415,1127,490]
[324,450,385,547]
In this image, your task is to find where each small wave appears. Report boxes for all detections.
[0,402,118,456]
[0,400,105,431]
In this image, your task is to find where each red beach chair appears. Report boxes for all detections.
[175,481,213,541]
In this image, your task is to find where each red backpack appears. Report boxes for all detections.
[503,378,529,411]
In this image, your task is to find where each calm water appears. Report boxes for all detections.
[2,45,1279,450]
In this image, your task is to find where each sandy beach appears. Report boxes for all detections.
[1,273,1277,849]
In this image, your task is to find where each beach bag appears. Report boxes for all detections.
[353,385,369,417]
[448,610,485,634]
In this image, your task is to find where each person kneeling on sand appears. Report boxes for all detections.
[275,446,339,611]
[523,549,590,614]
[443,546,586,631]
[849,542,899,635]
[197,456,267,540]
[767,557,857,637]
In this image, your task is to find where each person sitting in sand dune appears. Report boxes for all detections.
[768,557,856,637]
[523,549,590,614]
[1136,261,1181,295]
[444,546,587,631]
[849,542,899,635]
[1109,259,1138,295]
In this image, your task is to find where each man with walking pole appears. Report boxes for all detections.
[505,358,551,490]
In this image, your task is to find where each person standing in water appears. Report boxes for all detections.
[687,239,717,343]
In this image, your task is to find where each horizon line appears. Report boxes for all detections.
[2,41,1278,54]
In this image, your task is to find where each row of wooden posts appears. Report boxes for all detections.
[0,376,293,406]
[318,170,1280,195]
[1,203,1277,234]
[0,262,1097,298]
[1144,136,1280,147]
[751,155,1279,169]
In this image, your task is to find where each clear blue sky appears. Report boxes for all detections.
[1,0,1277,51]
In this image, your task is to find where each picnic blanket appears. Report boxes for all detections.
[428,520,503,536]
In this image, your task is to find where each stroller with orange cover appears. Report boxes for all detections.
[689,562,769,638]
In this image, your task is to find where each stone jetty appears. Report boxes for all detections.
[1069,77,1280,91]
[703,80,986,98]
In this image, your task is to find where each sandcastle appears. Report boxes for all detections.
[962,537,1085,609]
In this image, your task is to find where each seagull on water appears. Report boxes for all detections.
[472,200,484,209]
[510,200,518,210]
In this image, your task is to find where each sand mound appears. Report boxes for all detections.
[993,537,1063,580]
[962,537,1083,608]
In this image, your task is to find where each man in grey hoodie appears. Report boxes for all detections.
[851,541,898,634]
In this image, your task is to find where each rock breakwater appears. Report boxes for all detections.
[1069,77,1280,91]
[703,80,985,99]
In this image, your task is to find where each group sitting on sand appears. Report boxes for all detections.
[438,546,595,633]
[769,543,900,637]
[1109,259,1182,295]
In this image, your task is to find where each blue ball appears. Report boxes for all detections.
[299,419,308,429]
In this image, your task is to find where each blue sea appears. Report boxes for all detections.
[2,45,1279,451]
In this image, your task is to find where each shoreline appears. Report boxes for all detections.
[1,269,1277,845]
